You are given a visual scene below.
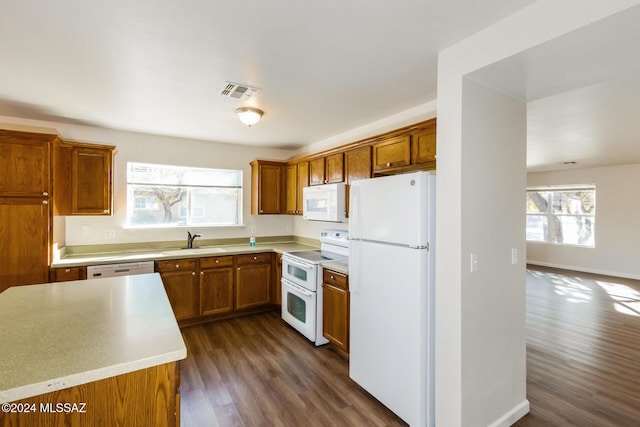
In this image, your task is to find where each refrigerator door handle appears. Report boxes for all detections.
[349,185,360,239]
[350,240,361,294]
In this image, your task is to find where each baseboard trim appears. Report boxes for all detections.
[526,261,640,281]
[488,400,530,427]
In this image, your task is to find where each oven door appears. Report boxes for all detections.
[282,255,317,291]
[282,278,316,342]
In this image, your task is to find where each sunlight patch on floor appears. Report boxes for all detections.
[596,280,640,317]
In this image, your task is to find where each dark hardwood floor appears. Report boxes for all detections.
[515,266,640,427]
[179,311,407,427]
[180,266,640,426]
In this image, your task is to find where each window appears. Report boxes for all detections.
[127,162,242,227]
[526,185,595,247]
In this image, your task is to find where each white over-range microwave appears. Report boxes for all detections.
[302,183,347,222]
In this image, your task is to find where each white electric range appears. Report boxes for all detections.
[281,230,348,345]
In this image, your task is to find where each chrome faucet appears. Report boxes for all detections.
[187,232,202,249]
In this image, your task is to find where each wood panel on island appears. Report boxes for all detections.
[249,118,435,216]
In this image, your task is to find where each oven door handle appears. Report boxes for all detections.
[283,256,315,271]
[283,279,314,297]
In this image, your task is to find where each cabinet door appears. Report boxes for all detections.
[344,146,372,218]
[236,263,271,310]
[285,164,298,214]
[200,267,234,316]
[325,153,344,183]
[158,267,199,321]
[251,160,284,214]
[323,283,349,352]
[412,126,436,164]
[296,162,309,214]
[0,130,52,197]
[274,253,283,305]
[50,266,86,282]
[72,146,113,215]
[372,135,411,173]
[309,157,326,186]
[0,199,50,292]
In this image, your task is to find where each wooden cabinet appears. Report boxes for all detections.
[1,362,180,427]
[344,146,372,217]
[372,135,412,174]
[236,253,272,310]
[50,266,86,282]
[199,255,234,316]
[285,161,309,215]
[274,253,283,305]
[322,269,349,352]
[250,160,286,214]
[0,199,50,293]
[309,153,344,186]
[53,140,115,215]
[309,157,326,186]
[412,124,437,165]
[156,259,199,321]
[0,130,57,293]
[0,130,52,197]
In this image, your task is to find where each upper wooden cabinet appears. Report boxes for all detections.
[0,130,56,198]
[285,162,308,214]
[412,124,437,165]
[250,160,286,215]
[53,140,116,215]
[345,146,372,184]
[372,135,411,174]
[309,153,344,186]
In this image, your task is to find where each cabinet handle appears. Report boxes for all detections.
[43,192,49,196]
[175,264,180,268]
[260,210,264,213]
[103,209,110,214]
[253,256,257,260]
[192,272,196,276]
[215,259,219,263]
[330,275,335,279]
[386,162,391,167]
[42,200,48,205]
[65,269,71,273]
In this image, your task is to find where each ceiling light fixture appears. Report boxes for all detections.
[236,107,263,127]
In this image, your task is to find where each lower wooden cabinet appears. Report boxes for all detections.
[322,269,349,353]
[200,256,234,316]
[50,266,86,282]
[1,362,180,427]
[156,259,199,321]
[156,252,275,325]
[236,253,272,310]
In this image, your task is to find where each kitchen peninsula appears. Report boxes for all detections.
[0,273,186,426]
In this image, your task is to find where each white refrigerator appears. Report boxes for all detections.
[348,171,435,427]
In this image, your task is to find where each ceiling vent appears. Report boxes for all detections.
[219,82,260,100]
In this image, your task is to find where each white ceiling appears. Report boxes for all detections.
[2,1,639,172]
[0,0,534,149]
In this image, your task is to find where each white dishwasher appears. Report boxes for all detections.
[87,261,155,279]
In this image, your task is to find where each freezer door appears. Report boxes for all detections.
[349,240,434,426]
[349,171,434,247]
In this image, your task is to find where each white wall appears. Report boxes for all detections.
[435,1,640,425]
[1,116,296,248]
[527,163,640,279]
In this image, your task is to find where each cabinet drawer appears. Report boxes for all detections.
[200,255,234,269]
[236,252,272,265]
[50,266,86,282]
[156,259,197,272]
[323,269,348,290]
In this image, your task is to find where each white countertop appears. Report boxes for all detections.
[52,242,318,268]
[0,273,187,403]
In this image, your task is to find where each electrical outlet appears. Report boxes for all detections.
[511,248,518,265]
[104,229,116,239]
[251,226,257,234]
[286,225,292,232]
